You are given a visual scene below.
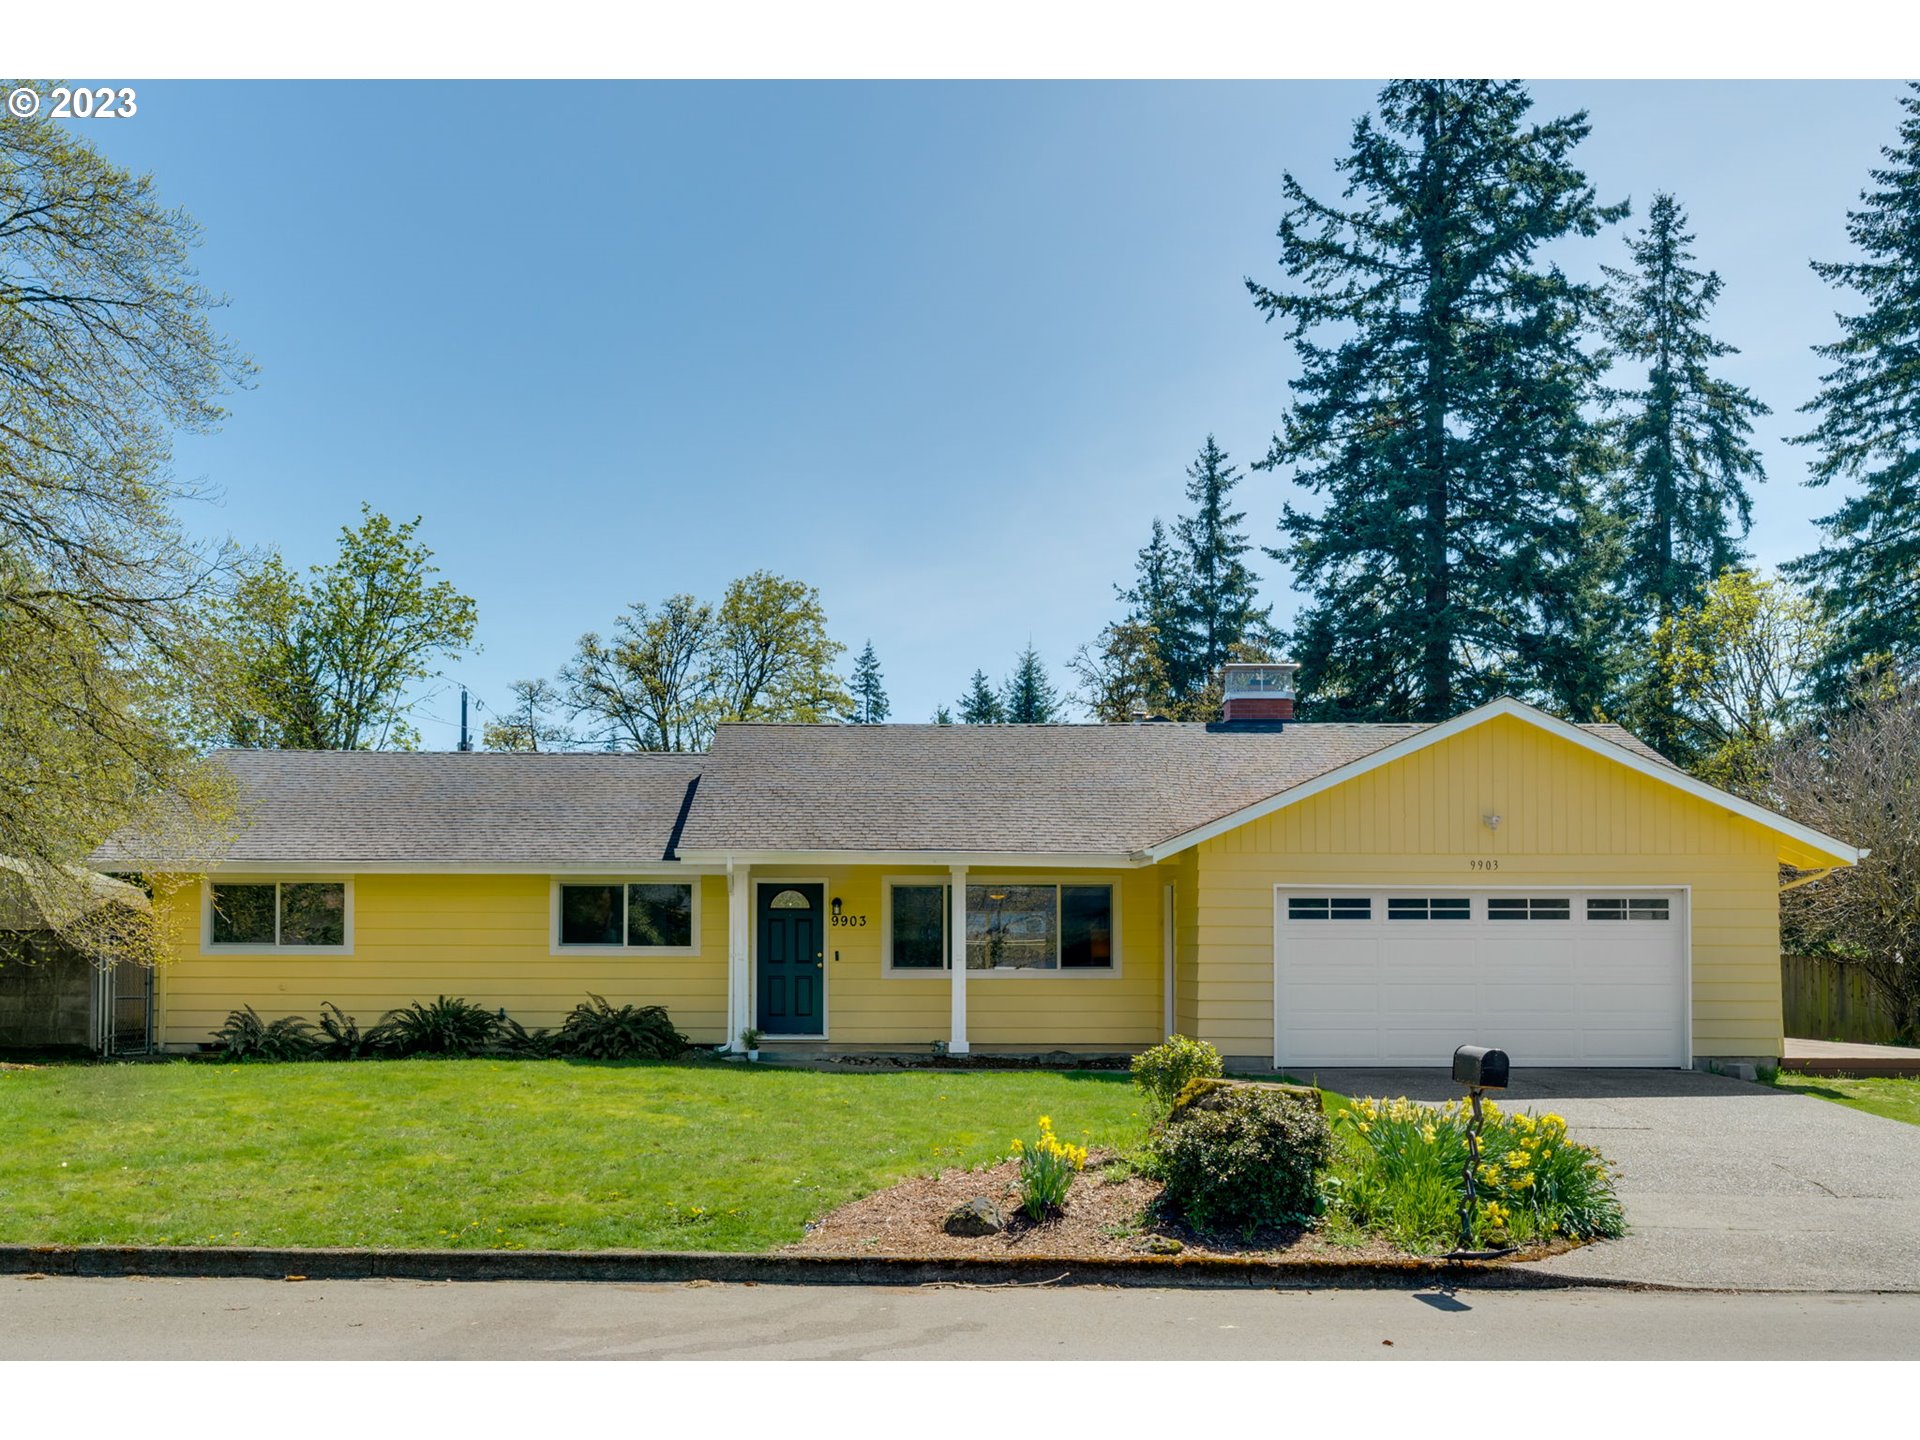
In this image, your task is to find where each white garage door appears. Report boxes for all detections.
[1273,888,1688,1068]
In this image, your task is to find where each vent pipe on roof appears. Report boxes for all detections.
[458,687,473,752]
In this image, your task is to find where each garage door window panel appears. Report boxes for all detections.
[1488,897,1571,921]
[1288,897,1372,921]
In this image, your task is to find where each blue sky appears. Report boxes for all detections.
[80,81,1910,745]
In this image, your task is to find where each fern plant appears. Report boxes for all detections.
[371,996,502,1057]
[315,1002,378,1059]
[555,995,688,1059]
[211,1006,318,1061]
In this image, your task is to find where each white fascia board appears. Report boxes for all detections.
[1138,696,1862,865]
[109,859,727,876]
[674,849,1147,870]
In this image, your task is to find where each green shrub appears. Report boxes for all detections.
[1011,1115,1089,1220]
[211,1006,318,1061]
[498,1016,560,1058]
[1330,1097,1624,1251]
[554,995,688,1059]
[315,1002,377,1060]
[1152,1086,1333,1232]
[1130,1035,1224,1112]
[371,996,502,1057]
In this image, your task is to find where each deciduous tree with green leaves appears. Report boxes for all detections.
[848,640,890,723]
[1,84,251,958]
[481,678,574,752]
[219,508,478,751]
[713,571,849,725]
[1602,193,1769,753]
[1069,619,1175,723]
[1653,569,1823,795]
[563,574,849,751]
[1789,84,1920,698]
[1251,79,1625,722]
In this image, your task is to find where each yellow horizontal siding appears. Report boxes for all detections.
[789,864,1165,1048]
[156,874,729,1047]
[1188,713,1788,1061]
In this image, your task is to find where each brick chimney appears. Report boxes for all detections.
[1221,661,1300,723]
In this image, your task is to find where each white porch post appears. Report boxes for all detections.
[727,860,750,1051]
[948,865,969,1055]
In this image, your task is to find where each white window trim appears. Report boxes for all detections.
[880,875,1122,979]
[201,877,355,955]
[549,876,702,957]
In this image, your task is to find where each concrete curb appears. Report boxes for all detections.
[0,1242,1670,1291]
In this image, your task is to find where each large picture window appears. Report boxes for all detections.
[885,881,1115,973]
[556,881,697,951]
[208,881,348,949]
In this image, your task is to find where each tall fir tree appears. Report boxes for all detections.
[958,669,1004,724]
[1788,83,1920,697]
[1117,517,1190,681]
[1602,192,1769,754]
[1168,435,1271,699]
[1250,79,1626,722]
[848,639,890,723]
[1001,645,1061,723]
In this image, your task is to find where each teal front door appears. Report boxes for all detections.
[757,883,825,1036]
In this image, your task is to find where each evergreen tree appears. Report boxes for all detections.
[1602,192,1769,752]
[1251,80,1626,721]
[1001,645,1061,723]
[1169,435,1271,698]
[1117,517,1190,687]
[931,705,955,725]
[958,669,1004,724]
[1788,84,1920,696]
[848,639,890,723]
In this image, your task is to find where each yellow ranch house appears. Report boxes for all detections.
[98,664,1860,1071]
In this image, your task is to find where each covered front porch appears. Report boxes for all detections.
[713,860,1176,1056]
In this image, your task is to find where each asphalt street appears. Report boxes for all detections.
[4,1276,1918,1359]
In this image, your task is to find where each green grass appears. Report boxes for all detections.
[0,1057,1147,1252]
[1770,1071,1920,1128]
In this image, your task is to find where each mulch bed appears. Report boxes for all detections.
[788,1149,1454,1264]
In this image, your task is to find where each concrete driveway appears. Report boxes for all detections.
[1312,1067,1920,1292]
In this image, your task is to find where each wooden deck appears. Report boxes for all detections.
[1783,1037,1920,1079]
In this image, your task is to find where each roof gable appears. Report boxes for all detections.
[1139,697,1861,866]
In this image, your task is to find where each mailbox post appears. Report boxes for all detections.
[1451,1044,1509,1253]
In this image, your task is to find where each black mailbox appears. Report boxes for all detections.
[1452,1044,1510,1090]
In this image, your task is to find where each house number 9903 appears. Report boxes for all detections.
[1468,859,1500,871]
[830,913,868,927]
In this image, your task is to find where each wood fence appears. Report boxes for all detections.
[1781,954,1902,1045]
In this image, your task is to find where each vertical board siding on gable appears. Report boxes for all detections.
[1190,713,1787,1060]
[154,874,730,1048]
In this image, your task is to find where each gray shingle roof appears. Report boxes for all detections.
[98,716,1677,867]
[675,720,1671,856]
[95,750,703,868]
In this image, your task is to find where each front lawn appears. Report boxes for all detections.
[1770,1072,1920,1128]
[0,1058,1143,1252]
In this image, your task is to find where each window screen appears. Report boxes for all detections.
[627,883,694,947]
[1060,886,1114,968]
[890,884,948,969]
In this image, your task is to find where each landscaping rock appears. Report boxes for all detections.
[1144,1236,1184,1255]
[943,1198,1006,1237]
